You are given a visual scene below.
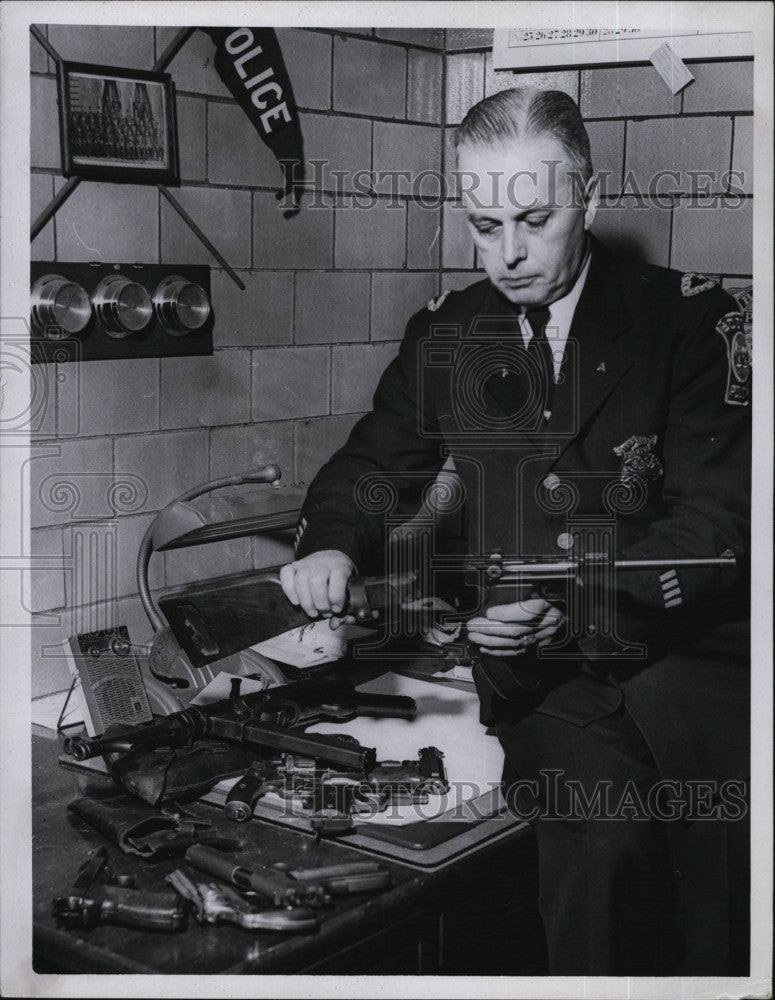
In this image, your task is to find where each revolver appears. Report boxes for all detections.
[224,746,448,835]
[52,847,187,932]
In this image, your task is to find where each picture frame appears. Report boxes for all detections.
[56,60,179,184]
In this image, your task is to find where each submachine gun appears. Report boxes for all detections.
[62,671,416,769]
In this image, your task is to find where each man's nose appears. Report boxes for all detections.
[501,227,527,268]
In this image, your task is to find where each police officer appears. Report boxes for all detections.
[280,88,751,975]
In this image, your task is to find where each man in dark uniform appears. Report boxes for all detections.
[279,88,751,975]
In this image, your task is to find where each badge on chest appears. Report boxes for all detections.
[613,435,663,485]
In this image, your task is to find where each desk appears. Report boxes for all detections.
[32,732,546,975]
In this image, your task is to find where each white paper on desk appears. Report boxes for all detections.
[308,672,505,826]
[189,672,269,706]
[250,618,372,668]
[30,688,82,733]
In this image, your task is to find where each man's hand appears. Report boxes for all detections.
[466,598,565,658]
[279,550,357,619]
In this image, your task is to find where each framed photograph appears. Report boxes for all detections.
[56,60,179,184]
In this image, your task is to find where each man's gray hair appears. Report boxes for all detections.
[455,87,593,183]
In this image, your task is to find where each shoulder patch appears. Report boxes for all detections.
[681,272,719,297]
[728,283,753,327]
[427,290,451,312]
[715,311,751,406]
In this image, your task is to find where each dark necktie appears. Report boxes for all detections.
[524,306,554,414]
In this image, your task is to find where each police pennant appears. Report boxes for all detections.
[202,27,305,216]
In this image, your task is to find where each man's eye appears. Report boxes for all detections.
[474,222,499,236]
[525,215,549,230]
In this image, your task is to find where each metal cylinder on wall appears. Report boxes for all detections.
[30,274,92,338]
[92,275,153,338]
[152,275,211,335]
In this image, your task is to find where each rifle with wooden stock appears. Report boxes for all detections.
[156,549,738,668]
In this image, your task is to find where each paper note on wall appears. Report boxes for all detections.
[650,41,695,94]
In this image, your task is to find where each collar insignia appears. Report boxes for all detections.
[427,290,450,312]
[681,272,718,297]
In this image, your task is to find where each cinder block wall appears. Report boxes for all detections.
[28,25,753,697]
[28,25,445,695]
[442,31,753,292]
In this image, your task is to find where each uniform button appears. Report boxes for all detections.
[543,474,560,492]
[556,532,574,550]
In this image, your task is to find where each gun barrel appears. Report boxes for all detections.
[491,552,737,577]
[610,555,736,570]
[185,845,304,908]
[346,554,738,604]
[331,693,416,720]
[63,709,206,761]
[224,672,393,717]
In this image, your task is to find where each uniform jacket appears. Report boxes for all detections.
[296,237,751,781]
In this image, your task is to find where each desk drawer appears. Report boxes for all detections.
[300,912,435,974]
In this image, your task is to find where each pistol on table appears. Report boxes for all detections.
[52,846,187,932]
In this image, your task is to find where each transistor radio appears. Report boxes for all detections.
[64,626,153,737]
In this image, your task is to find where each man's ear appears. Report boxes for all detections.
[583,175,600,230]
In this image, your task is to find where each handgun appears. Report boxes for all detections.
[185,843,331,908]
[184,844,391,904]
[225,755,314,821]
[52,847,187,932]
[165,869,318,933]
[282,860,392,895]
[308,746,448,836]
